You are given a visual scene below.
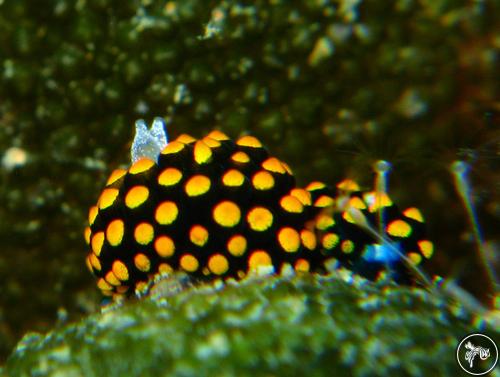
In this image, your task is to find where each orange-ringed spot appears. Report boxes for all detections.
[252,171,275,190]
[134,222,154,245]
[105,271,121,286]
[294,259,310,272]
[185,175,211,197]
[97,278,113,291]
[84,227,91,245]
[158,167,182,187]
[155,201,178,225]
[180,254,199,272]
[208,254,229,275]
[89,253,101,271]
[194,140,212,165]
[314,195,334,208]
[154,236,175,257]
[106,219,125,247]
[97,188,119,210]
[161,141,185,155]
[403,207,424,222]
[176,134,196,144]
[407,252,422,265]
[207,130,230,141]
[322,233,339,250]
[248,250,272,271]
[106,169,127,186]
[231,151,250,164]
[227,235,247,256]
[247,207,273,231]
[348,197,367,210]
[337,179,360,192]
[300,229,317,250]
[91,232,105,256]
[237,135,262,148]
[306,181,326,191]
[315,215,334,230]
[88,205,99,226]
[222,169,245,187]
[280,195,304,213]
[158,263,173,274]
[112,260,129,281]
[418,240,434,258]
[134,253,151,272]
[290,188,312,206]
[129,157,155,174]
[277,227,301,253]
[386,219,412,238]
[341,240,354,254]
[262,157,286,174]
[213,201,241,227]
[190,225,209,247]
[202,136,221,148]
[125,185,149,209]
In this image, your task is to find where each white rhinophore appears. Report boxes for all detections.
[131,117,169,163]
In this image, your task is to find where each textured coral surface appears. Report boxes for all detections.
[5,273,496,377]
[0,0,498,365]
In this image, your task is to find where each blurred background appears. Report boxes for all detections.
[0,0,498,362]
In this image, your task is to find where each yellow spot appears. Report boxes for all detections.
[248,250,272,271]
[237,270,246,279]
[106,169,127,186]
[277,227,301,253]
[134,222,154,245]
[112,260,129,281]
[207,130,230,141]
[91,232,105,256]
[202,136,221,148]
[247,207,273,231]
[403,207,424,222]
[262,157,286,174]
[125,185,149,209]
[213,201,241,227]
[237,135,262,148]
[222,169,245,187]
[341,240,355,254]
[185,174,211,197]
[161,141,185,155]
[294,259,310,272]
[180,254,199,272]
[306,181,326,191]
[84,227,91,245]
[418,240,434,259]
[88,205,99,226]
[85,255,93,272]
[252,171,275,190]
[407,252,422,265]
[158,167,183,187]
[89,253,101,271]
[97,278,113,291]
[155,201,179,225]
[190,225,209,247]
[129,157,155,175]
[105,271,121,286]
[386,219,412,238]
[135,281,148,294]
[194,140,212,164]
[208,254,229,275]
[97,188,119,210]
[231,151,250,164]
[134,253,151,272]
[290,188,312,206]
[106,219,125,247]
[315,215,334,230]
[342,211,356,224]
[176,134,196,144]
[300,230,317,250]
[227,235,247,256]
[337,179,360,192]
[280,195,304,213]
[348,197,367,210]
[154,236,175,257]
[364,192,393,213]
[322,233,339,250]
[314,195,334,208]
[158,263,173,274]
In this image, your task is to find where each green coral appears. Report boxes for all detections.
[0,0,498,363]
[5,273,492,377]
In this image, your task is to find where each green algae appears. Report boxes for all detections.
[6,273,494,377]
[0,0,498,363]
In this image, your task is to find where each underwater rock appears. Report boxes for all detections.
[5,273,495,377]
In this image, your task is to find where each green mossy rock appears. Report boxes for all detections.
[5,273,495,377]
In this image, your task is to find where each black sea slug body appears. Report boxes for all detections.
[84,118,434,298]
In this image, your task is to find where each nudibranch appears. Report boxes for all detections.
[84,118,433,297]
